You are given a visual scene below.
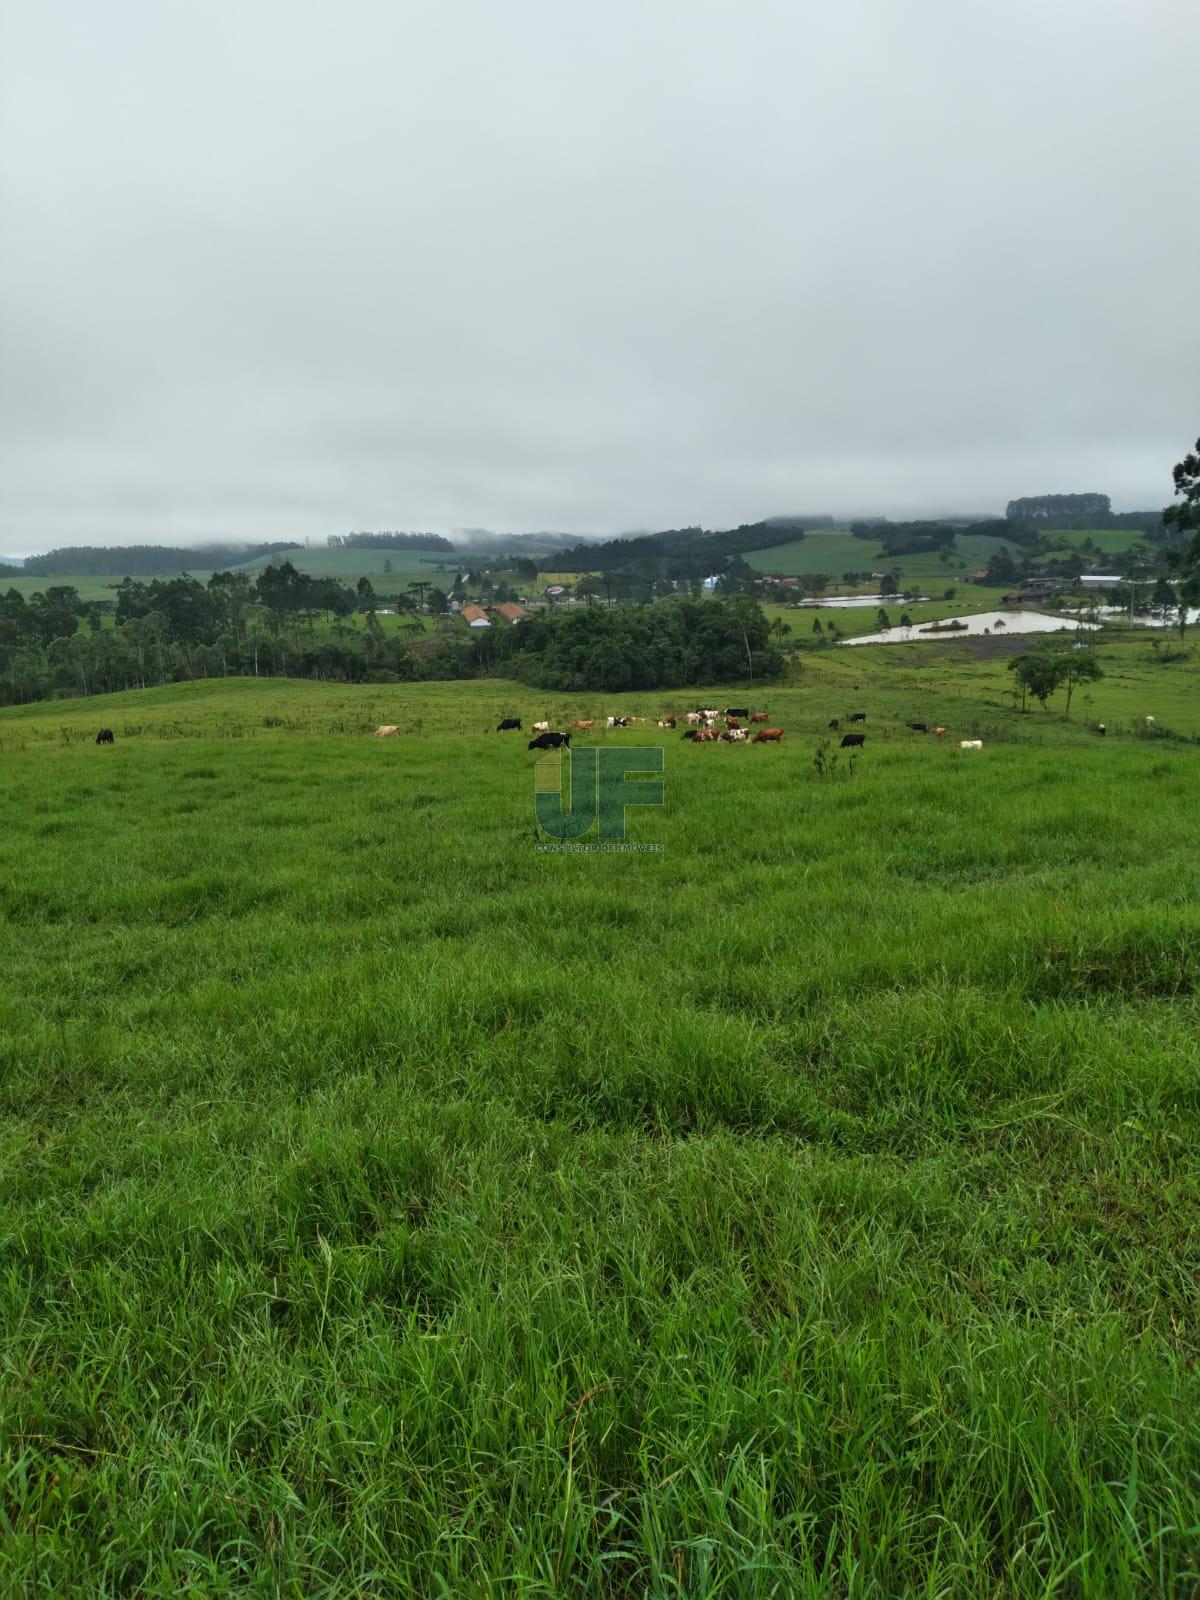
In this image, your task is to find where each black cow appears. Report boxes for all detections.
[681,729,700,740]
[840,733,865,748]
[724,707,749,719]
[907,721,927,733]
[497,718,522,731]
[849,712,867,724]
[96,729,114,745]
[528,731,571,750]
[827,718,839,730]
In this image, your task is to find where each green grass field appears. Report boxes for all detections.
[225,548,461,586]
[0,570,222,602]
[746,528,1152,588]
[2,654,1198,1596]
[0,549,464,604]
[745,531,1020,583]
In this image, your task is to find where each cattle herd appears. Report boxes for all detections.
[91,707,1157,750]
[482,708,1000,754]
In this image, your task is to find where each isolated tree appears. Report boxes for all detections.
[812,615,822,634]
[899,612,913,627]
[1054,652,1103,717]
[1163,435,1200,640]
[1163,435,1200,544]
[879,573,898,597]
[1151,577,1176,626]
[875,608,891,630]
[1008,650,1063,711]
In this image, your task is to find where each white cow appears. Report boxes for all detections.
[1145,715,1156,726]
[532,721,550,734]
[959,739,983,749]
[685,711,702,726]
[374,725,399,737]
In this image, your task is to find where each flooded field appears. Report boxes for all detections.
[845,609,1099,645]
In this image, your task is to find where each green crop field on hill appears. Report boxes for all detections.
[745,532,1023,587]
[2,649,1198,1596]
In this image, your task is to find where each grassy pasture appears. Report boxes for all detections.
[0,549,461,603]
[746,527,1151,588]
[224,548,460,586]
[2,665,1199,1596]
[0,570,221,603]
[745,531,1021,583]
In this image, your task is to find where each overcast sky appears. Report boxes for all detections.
[1,0,1195,555]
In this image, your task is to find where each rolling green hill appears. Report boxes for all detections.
[746,526,1149,586]
[1,653,1198,1593]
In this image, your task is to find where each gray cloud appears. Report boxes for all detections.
[1,0,1195,554]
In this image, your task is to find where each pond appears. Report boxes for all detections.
[844,610,1100,646]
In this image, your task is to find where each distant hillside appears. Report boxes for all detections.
[327,532,454,552]
[549,517,826,577]
[21,542,302,576]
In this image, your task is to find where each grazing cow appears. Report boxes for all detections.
[827,718,839,731]
[373,725,399,737]
[681,728,700,740]
[657,717,677,729]
[840,733,865,748]
[573,719,594,731]
[907,722,927,733]
[497,718,522,732]
[606,715,631,728]
[694,728,720,741]
[95,728,115,745]
[849,712,866,724]
[684,711,702,726]
[931,726,947,737]
[752,728,784,743]
[721,728,748,742]
[749,711,769,724]
[1145,715,1156,726]
[724,707,749,719]
[532,721,550,734]
[529,731,571,750]
[724,717,742,730]
[1097,723,1106,736]
[958,739,983,750]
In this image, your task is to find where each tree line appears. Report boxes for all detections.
[0,563,463,703]
[0,563,784,704]
[504,595,784,692]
